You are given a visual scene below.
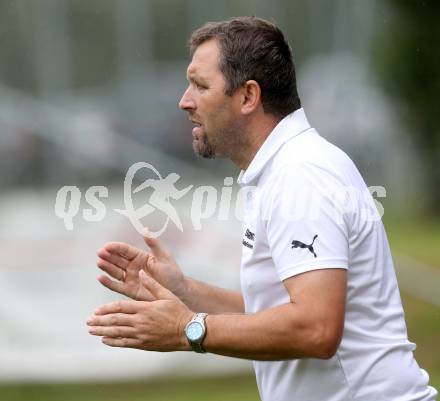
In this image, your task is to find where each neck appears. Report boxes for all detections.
[230,114,282,170]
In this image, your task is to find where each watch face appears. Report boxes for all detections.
[186,321,204,341]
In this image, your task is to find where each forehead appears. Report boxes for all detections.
[187,39,222,79]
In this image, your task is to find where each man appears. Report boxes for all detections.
[87,17,437,401]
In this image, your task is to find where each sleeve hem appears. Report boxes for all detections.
[277,258,348,281]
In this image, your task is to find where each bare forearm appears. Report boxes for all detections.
[202,303,336,361]
[179,277,244,314]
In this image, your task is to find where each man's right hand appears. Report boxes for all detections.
[96,230,186,302]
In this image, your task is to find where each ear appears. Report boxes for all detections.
[240,80,261,115]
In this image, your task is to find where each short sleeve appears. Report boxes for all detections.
[263,162,349,281]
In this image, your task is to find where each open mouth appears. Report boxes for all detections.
[190,119,203,138]
[191,119,202,127]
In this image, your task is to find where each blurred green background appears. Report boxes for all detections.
[0,0,438,400]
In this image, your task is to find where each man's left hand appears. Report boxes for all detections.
[87,270,193,352]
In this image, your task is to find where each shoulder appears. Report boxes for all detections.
[269,130,359,187]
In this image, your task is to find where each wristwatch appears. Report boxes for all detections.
[184,312,208,353]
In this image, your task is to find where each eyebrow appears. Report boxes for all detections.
[187,74,209,86]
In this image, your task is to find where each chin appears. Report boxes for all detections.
[193,139,215,159]
[195,148,216,159]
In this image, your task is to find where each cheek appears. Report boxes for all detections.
[202,91,227,113]
[207,99,231,120]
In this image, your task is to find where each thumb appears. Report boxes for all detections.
[142,228,168,259]
[139,270,175,301]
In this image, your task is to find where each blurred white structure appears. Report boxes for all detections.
[0,187,251,382]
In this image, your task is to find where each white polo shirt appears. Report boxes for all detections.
[238,108,437,401]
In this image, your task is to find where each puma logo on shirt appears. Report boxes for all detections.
[291,235,318,258]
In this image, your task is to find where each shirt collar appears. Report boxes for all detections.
[237,108,311,186]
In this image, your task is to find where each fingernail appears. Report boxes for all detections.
[142,227,152,237]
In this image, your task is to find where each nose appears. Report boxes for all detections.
[179,86,195,111]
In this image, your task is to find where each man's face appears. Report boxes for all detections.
[179,39,242,159]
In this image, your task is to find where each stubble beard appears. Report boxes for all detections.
[193,134,215,159]
[194,118,245,160]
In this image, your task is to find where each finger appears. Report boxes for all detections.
[94,300,141,315]
[97,258,125,281]
[142,228,168,259]
[101,242,138,261]
[87,311,134,327]
[102,337,141,348]
[97,249,129,270]
[98,275,156,302]
[139,270,175,301]
[97,275,126,294]
[88,325,137,338]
